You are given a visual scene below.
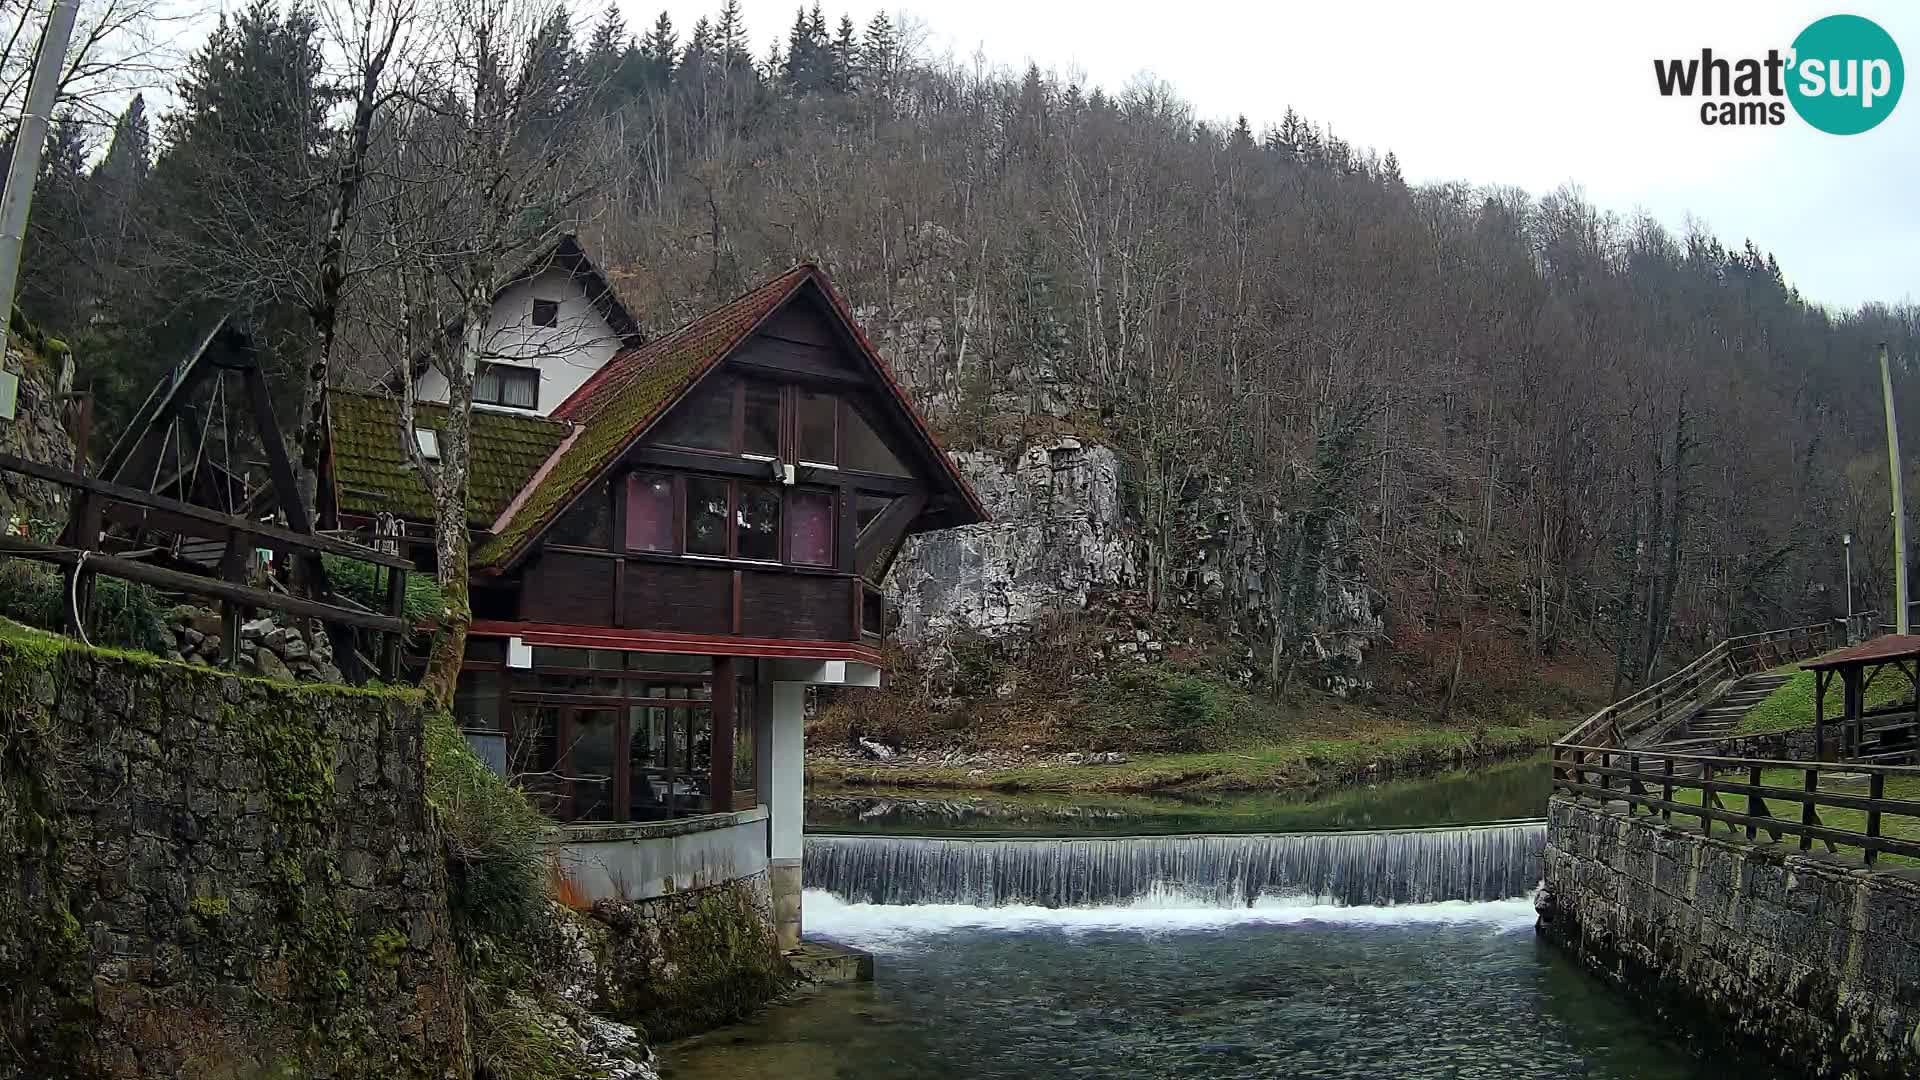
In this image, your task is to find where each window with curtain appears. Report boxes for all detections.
[625,473,674,552]
[474,362,539,409]
[786,490,834,566]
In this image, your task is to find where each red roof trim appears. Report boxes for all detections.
[470,620,886,665]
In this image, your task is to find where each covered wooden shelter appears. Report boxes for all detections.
[1801,635,1920,763]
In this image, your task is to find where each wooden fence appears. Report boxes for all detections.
[1552,743,1920,866]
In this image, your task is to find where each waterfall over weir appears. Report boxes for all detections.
[804,821,1545,908]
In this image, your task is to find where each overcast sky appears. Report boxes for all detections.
[630,0,1918,312]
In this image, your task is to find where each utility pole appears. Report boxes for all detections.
[0,0,81,359]
[1881,342,1909,635]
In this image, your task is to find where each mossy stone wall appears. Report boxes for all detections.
[593,871,790,1043]
[0,625,470,1080]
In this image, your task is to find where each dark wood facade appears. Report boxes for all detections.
[449,284,977,822]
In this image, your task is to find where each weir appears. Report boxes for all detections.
[804,820,1545,908]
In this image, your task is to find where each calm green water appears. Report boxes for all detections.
[663,894,1705,1080]
[805,754,1551,836]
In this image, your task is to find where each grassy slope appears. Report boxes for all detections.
[1736,660,1914,736]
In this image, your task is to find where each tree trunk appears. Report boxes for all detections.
[296,28,399,525]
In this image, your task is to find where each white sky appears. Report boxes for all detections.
[630,0,1920,311]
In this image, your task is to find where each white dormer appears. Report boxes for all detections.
[413,237,640,418]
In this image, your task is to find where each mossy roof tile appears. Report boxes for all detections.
[329,389,570,525]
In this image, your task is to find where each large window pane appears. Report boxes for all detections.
[786,490,834,566]
[845,405,911,476]
[475,362,539,409]
[743,381,781,457]
[797,390,836,463]
[629,704,672,820]
[653,378,734,452]
[677,706,713,816]
[511,703,563,816]
[454,671,502,731]
[686,477,730,555]
[550,481,612,548]
[570,708,619,821]
[736,484,781,560]
[626,472,675,552]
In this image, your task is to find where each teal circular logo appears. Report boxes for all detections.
[1788,14,1904,134]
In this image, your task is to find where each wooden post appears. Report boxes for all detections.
[382,563,406,679]
[1867,771,1885,867]
[1815,669,1827,761]
[1747,764,1763,840]
[1700,761,1715,835]
[1662,756,1674,822]
[710,656,736,812]
[1800,768,1818,851]
[218,528,249,670]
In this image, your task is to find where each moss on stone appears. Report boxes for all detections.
[597,876,792,1042]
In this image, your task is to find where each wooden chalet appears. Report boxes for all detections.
[322,249,986,858]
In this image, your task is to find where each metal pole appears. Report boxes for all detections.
[1845,532,1855,641]
[1881,343,1909,635]
[0,0,81,358]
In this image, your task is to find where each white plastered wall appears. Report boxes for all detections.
[414,267,623,417]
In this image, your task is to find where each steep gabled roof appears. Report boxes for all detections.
[471,264,988,571]
[328,388,571,525]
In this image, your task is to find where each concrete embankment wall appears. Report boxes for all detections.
[1539,796,1920,1079]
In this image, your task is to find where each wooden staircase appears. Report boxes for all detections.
[1646,671,1794,778]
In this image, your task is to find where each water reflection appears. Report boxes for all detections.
[806,754,1552,837]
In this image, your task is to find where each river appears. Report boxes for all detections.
[662,759,1706,1079]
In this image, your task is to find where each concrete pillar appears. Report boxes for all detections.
[768,681,805,951]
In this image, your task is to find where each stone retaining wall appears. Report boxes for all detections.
[1539,796,1920,1079]
[0,624,468,1080]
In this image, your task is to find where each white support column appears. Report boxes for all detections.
[767,680,806,950]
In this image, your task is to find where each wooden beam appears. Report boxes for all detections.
[0,452,411,569]
[0,534,407,634]
[855,493,925,574]
[241,363,310,534]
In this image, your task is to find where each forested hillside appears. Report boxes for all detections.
[15,0,1920,725]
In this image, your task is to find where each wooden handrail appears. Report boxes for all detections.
[1558,617,1867,752]
[1552,742,1920,866]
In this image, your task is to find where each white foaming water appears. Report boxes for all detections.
[803,888,1540,952]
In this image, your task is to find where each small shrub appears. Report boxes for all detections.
[0,560,171,654]
[425,713,547,943]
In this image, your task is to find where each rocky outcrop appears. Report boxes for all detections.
[0,342,75,529]
[890,438,1133,640]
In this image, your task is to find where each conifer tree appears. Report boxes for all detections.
[860,10,896,94]
[583,2,628,105]
[715,0,750,72]
[640,11,678,88]
[831,14,856,93]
